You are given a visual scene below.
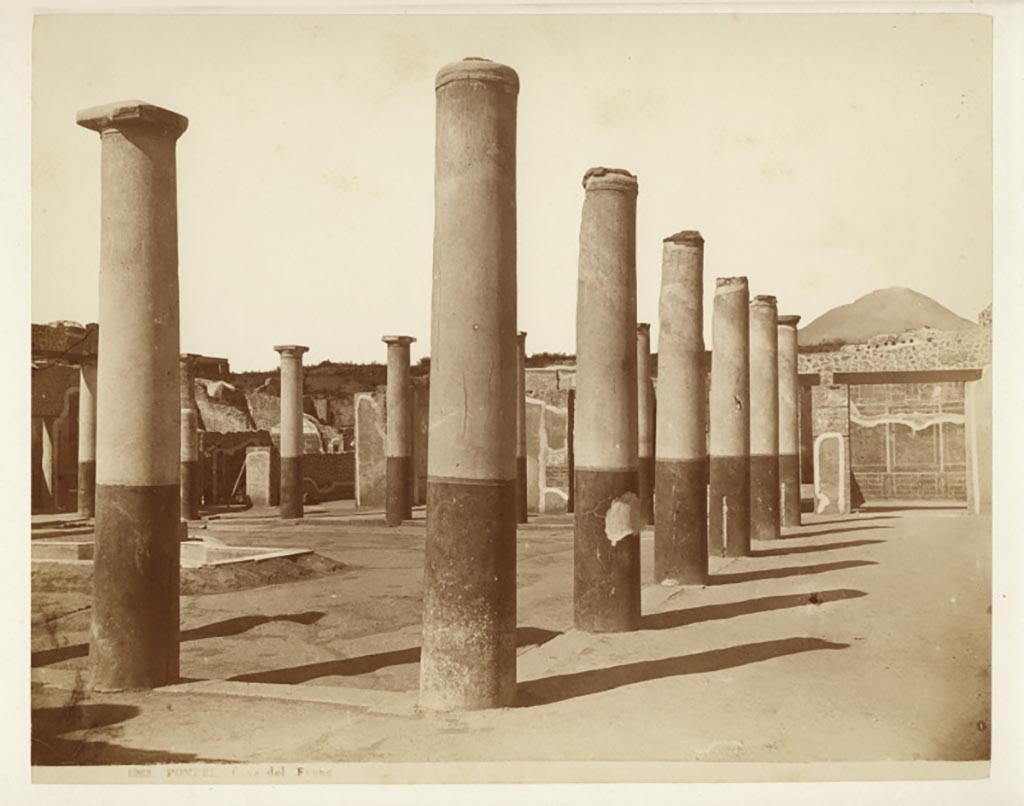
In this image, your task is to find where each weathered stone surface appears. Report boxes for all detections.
[354,391,387,508]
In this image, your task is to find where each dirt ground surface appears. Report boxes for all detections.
[30,503,991,773]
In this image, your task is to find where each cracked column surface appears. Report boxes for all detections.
[777,314,802,527]
[77,357,97,518]
[78,100,187,691]
[708,276,751,558]
[383,335,416,527]
[636,322,655,526]
[274,345,308,519]
[654,231,708,585]
[419,58,519,711]
[573,166,641,633]
[180,408,200,521]
[750,295,781,540]
[516,331,529,524]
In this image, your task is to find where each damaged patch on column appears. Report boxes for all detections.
[605,492,643,544]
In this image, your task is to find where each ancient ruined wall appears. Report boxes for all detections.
[848,381,967,501]
[354,386,430,509]
[798,326,990,377]
[302,453,355,502]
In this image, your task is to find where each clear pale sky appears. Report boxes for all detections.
[31,13,992,371]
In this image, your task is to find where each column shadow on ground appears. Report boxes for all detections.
[708,559,877,585]
[31,703,235,765]
[226,626,562,685]
[750,538,886,557]
[784,525,891,540]
[31,611,328,668]
[804,515,898,526]
[514,637,850,707]
[640,588,866,631]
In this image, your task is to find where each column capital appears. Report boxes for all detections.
[77,100,188,139]
[582,166,637,193]
[436,58,519,94]
[715,276,748,295]
[636,322,651,335]
[778,314,802,328]
[516,331,527,344]
[382,335,416,347]
[274,344,309,357]
[663,230,704,245]
[751,295,778,308]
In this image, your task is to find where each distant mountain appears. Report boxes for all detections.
[798,287,978,347]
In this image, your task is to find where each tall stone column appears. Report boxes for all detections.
[574,167,641,633]
[274,345,308,519]
[515,332,529,523]
[708,276,751,558]
[180,408,200,520]
[777,314,802,526]
[383,335,415,526]
[77,359,97,517]
[749,295,780,540]
[654,231,708,585]
[420,58,519,711]
[567,388,576,513]
[41,417,56,512]
[636,323,655,526]
[78,100,187,690]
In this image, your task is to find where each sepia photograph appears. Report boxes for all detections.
[7,2,1022,801]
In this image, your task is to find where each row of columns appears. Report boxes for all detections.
[74,57,805,704]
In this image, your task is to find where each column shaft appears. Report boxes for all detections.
[777,315,802,526]
[708,277,751,558]
[574,167,641,633]
[654,232,708,584]
[275,345,308,519]
[180,408,200,520]
[420,58,519,711]
[750,295,780,540]
[78,100,188,691]
[77,360,98,517]
[384,336,415,526]
[636,323,655,525]
[566,388,575,513]
[516,331,528,523]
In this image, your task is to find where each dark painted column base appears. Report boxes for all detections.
[573,468,641,633]
[180,459,200,521]
[654,458,708,585]
[750,453,781,540]
[516,455,528,524]
[779,453,802,527]
[708,455,751,558]
[420,477,517,710]
[386,455,412,527]
[637,455,655,525]
[280,455,304,519]
[77,460,95,518]
[91,483,180,691]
